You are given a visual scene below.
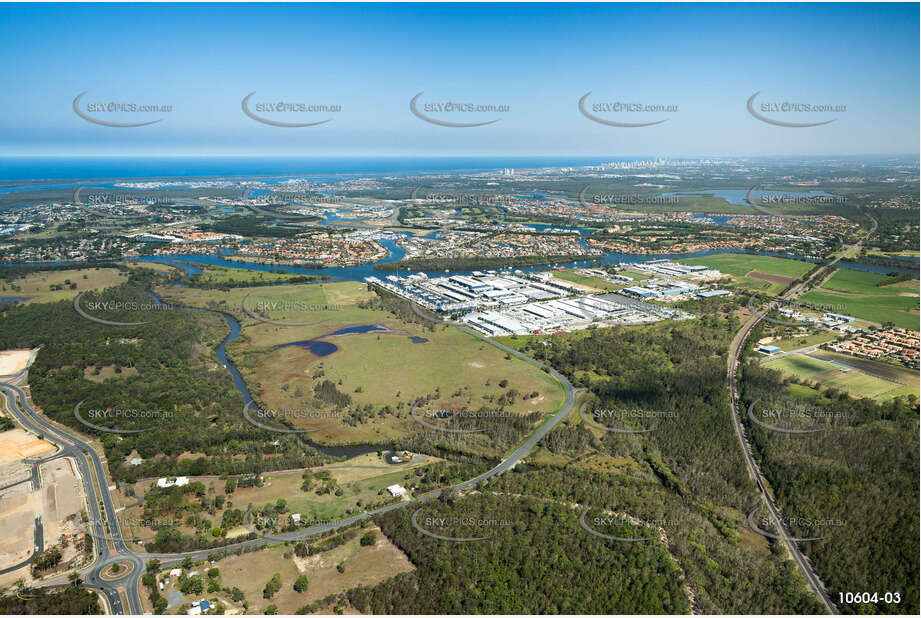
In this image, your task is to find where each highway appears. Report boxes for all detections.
[0,378,144,614]
[3,294,578,615]
[726,212,876,614]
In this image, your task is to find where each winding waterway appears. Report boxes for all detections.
[144,289,375,459]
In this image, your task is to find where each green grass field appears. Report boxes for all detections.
[819,269,919,296]
[154,281,565,447]
[763,354,833,380]
[550,270,620,291]
[770,331,839,352]
[683,254,814,279]
[799,269,919,329]
[0,267,129,303]
[193,265,320,285]
[764,353,913,402]
[212,530,413,614]
[683,254,815,295]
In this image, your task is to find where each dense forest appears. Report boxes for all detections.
[0,280,331,483]
[348,492,691,614]
[740,358,919,614]
[0,587,100,615]
[346,305,825,614]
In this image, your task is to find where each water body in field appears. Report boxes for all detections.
[144,290,372,458]
[277,324,404,356]
[277,339,338,356]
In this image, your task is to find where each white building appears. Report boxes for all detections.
[386,484,407,497]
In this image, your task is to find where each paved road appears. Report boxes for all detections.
[727,215,876,614]
[0,378,143,614]
[8,293,578,614]
[0,475,31,492]
[0,515,42,576]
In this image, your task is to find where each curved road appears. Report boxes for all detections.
[727,214,876,614]
[0,378,144,614]
[4,291,577,614]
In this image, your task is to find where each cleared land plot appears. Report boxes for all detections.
[769,331,839,352]
[0,482,38,567]
[747,270,793,285]
[0,267,129,304]
[682,254,814,279]
[0,428,55,467]
[820,269,919,296]
[764,353,910,401]
[549,270,620,291]
[40,458,83,541]
[192,265,321,286]
[212,527,413,614]
[800,270,919,329]
[127,455,435,539]
[812,349,919,390]
[155,282,564,446]
[83,365,139,383]
[684,254,814,296]
[0,349,35,376]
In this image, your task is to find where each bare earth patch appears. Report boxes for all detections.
[746,270,794,285]
[0,349,35,376]
[0,428,55,467]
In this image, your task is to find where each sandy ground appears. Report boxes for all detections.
[746,269,794,285]
[0,482,38,559]
[0,349,35,376]
[40,458,84,542]
[0,457,84,579]
[0,428,55,468]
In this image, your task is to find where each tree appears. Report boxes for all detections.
[359,531,377,546]
[180,575,203,595]
[294,575,309,593]
[225,478,237,494]
[263,573,282,599]
[266,605,277,615]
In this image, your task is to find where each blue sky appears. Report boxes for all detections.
[0,2,917,157]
